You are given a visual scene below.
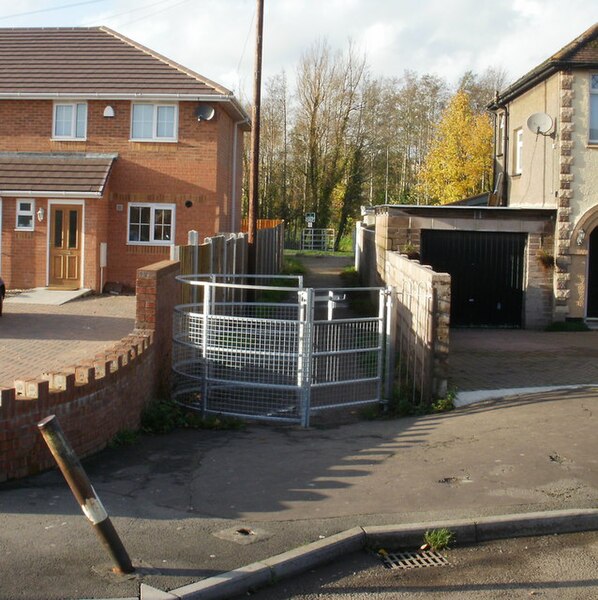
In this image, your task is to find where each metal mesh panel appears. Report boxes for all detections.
[204,315,299,385]
[205,385,303,421]
[310,380,379,410]
[173,277,389,426]
[310,317,382,409]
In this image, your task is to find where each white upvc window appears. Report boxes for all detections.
[16,199,35,231]
[131,103,178,141]
[590,74,598,143]
[127,203,175,245]
[53,102,87,140]
[514,128,523,175]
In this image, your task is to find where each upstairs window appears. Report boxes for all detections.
[590,74,598,143]
[128,203,175,245]
[16,199,35,230]
[514,128,523,175]
[53,102,87,140]
[131,103,177,141]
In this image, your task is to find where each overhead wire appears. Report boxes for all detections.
[79,0,178,26]
[0,0,108,21]
[235,7,256,104]
[114,0,195,27]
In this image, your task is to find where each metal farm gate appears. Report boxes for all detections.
[172,275,392,427]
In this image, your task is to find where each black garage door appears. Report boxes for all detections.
[420,230,526,328]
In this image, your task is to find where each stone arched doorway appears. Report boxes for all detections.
[588,227,598,318]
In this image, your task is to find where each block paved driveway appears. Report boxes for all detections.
[450,329,598,391]
[0,294,136,389]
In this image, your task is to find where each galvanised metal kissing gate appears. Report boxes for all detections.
[172,274,393,427]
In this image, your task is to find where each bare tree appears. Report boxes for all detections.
[294,39,366,228]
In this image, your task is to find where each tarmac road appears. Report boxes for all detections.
[238,531,598,599]
[0,387,597,599]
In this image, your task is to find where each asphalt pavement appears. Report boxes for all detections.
[0,387,597,599]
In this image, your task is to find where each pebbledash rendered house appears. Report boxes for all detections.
[487,21,598,325]
[369,22,598,329]
[0,27,249,292]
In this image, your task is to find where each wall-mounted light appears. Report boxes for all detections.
[36,206,45,222]
[103,105,115,118]
[576,229,586,246]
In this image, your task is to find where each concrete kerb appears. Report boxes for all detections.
[455,384,598,407]
[139,508,598,600]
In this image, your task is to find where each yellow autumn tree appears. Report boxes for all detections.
[417,90,493,204]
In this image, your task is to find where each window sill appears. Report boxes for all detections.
[129,138,178,143]
[127,241,173,246]
[51,137,87,142]
[14,227,34,232]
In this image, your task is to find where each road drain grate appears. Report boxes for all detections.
[378,550,449,569]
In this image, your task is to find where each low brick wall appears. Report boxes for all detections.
[0,260,180,482]
[386,252,451,400]
[357,222,450,402]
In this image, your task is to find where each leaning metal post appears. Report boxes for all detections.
[37,415,134,574]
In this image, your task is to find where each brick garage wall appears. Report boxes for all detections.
[525,233,555,328]
[0,260,180,482]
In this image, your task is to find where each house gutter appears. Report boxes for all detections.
[0,92,250,121]
[0,190,103,198]
[488,60,598,109]
[231,118,251,231]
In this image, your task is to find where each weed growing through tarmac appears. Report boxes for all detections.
[140,399,246,435]
[108,428,139,447]
[360,386,456,421]
[424,528,455,551]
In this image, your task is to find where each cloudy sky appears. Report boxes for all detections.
[2,0,598,102]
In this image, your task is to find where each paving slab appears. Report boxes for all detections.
[4,287,92,305]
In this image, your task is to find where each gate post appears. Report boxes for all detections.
[297,288,313,427]
[384,286,396,403]
[201,283,211,417]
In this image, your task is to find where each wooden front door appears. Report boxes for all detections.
[49,204,82,289]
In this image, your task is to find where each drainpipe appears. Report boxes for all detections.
[502,107,509,205]
[231,118,250,232]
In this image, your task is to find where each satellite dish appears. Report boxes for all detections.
[196,105,215,121]
[526,112,553,135]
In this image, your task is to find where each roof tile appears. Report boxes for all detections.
[0,27,230,97]
[0,153,116,194]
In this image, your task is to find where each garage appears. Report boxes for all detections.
[420,230,526,328]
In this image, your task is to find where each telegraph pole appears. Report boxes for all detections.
[248,0,264,272]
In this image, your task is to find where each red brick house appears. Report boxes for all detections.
[0,27,249,292]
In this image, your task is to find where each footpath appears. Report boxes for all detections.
[0,254,596,600]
